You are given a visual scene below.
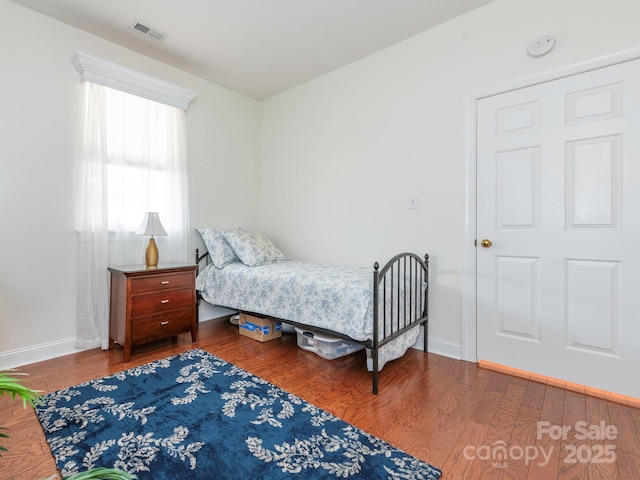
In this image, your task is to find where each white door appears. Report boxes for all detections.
[476,59,640,399]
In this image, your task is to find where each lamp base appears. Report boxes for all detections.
[145,237,159,268]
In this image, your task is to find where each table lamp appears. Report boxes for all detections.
[135,212,167,268]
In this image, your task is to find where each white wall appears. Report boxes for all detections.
[0,1,259,366]
[258,0,640,356]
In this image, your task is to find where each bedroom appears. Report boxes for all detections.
[1,0,640,478]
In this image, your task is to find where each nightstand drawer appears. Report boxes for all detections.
[131,272,193,295]
[130,288,194,317]
[131,309,194,344]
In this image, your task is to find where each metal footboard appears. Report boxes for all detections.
[371,252,429,394]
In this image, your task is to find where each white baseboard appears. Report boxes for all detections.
[0,304,244,370]
[0,338,97,370]
[198,303,237,322]
[1,320,463,370]
[411,330,462,360]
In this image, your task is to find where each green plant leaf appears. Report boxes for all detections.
[0,370,42,455]
[0,370,41,408]
[63,468,137,480]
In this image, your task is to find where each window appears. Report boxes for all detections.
[81,83,189,260]
[102,87,182,233]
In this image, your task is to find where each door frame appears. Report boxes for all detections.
[461,44,640,363]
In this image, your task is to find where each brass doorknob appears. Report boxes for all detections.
[480,239,493,248]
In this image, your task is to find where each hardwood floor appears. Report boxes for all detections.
[1,317,639,479]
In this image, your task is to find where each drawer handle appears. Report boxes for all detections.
[160,299,170,304]
[160,321,169,326]
[160,281,170,285]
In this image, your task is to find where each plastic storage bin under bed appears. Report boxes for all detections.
[295,327,364,360]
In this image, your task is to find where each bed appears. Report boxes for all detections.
[194,228,430,394]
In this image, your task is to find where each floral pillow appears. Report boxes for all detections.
[222,230,287,267]
[196,228,241,268]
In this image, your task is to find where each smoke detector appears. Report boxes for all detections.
[527,35,555,57]
[129,20,167,42]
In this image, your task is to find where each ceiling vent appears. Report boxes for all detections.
[129,21,167,42]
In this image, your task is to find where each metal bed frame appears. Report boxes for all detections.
[195,249,429,394]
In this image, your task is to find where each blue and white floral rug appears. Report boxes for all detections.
[35,349,442,479]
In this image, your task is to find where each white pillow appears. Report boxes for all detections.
[196,228,241,268]
[222,230,287,267]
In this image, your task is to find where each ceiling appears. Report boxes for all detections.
[11,0,494,100]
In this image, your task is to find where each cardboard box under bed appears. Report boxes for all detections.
[238,312,282,342]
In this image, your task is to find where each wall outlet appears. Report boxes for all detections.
[408,194,419,209]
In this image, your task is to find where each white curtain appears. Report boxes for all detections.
[76,83,190,349]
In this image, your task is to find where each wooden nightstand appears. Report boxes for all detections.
[108,263,198,362]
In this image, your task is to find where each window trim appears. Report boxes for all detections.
[71,51,197,110]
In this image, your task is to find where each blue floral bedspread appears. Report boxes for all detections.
[197,260,374,340]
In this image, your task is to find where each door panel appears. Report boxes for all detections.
[566,259,619,355]
[497,148,539,228]
[477,60,640,398]
[566,135,621,228]
[496,256,539,340]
